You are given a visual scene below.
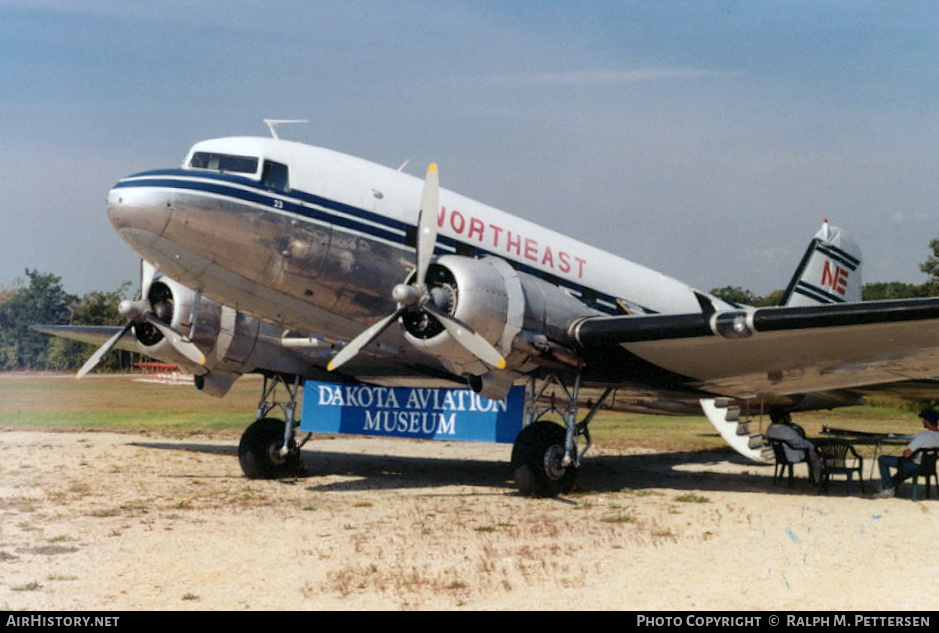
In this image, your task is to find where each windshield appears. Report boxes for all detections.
[188,151,259,174]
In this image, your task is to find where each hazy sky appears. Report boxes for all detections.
[3,1,939,298]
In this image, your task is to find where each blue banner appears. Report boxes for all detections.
[300,380,525,443]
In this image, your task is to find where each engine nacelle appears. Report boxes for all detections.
[130,277,209,374]
[132,273,303,396]
[401,255,601,382]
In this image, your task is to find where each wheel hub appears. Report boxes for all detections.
[267,442,287,466]
[543,444,568,481]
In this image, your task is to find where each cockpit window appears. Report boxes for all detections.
[261,160,290,193]
[189,152,259,174]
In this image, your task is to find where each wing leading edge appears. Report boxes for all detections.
[572,297,939,400]
[30,325,140,352]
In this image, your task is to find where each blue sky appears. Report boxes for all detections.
[3,1,939,298]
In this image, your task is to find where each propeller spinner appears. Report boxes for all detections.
[327,164,506,372]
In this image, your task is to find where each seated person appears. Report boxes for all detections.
[765,408,821,482]
[877,408,939,498]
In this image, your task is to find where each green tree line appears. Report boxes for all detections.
[0,269,137,372]
[5,244,939,373]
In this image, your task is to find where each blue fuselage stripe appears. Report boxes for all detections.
[114,170,622,314]
[114,172,408,245]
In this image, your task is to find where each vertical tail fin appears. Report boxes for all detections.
[780,220,862,306]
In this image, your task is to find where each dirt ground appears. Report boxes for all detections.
[2,428,937,611]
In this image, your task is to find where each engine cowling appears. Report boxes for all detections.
[401,255,601,394]
[132,274,302,396]
[130,277,208,372]
[402,256,510,372]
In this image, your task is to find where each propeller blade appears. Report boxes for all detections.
[326,163,505,374]
[140,260,158,299]
[327,307,405,372]
[415,163,439,284]
[143,314,206,366]
[422,302,506,370]
[77,321,134,379]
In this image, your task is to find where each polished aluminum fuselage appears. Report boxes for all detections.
[108,136,715,371]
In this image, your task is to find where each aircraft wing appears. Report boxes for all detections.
[573,297,939,400]
[30,324,141,353]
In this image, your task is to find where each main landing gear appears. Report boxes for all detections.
[238,374,310,479]
[234,371,611,495]
[511,372,613,498]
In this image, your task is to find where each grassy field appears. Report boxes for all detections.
[0,372,928,452]
[0,373,259,434]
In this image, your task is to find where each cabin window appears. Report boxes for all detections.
[580,287,597,307]
[262,160,290,193]
[455,242,475,257]
[189,152,259,174]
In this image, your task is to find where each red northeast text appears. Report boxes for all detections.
[438,207,587,279]
[820,260,850,295]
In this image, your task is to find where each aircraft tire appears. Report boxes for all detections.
[511,421,577,497]
[238,417,301,479]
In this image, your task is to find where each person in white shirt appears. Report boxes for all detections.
[765,408,821,483]
[877,408,939,498]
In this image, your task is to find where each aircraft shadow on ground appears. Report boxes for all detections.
[130,440,861,498]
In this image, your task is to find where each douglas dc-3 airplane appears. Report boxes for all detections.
[37,120,939,497]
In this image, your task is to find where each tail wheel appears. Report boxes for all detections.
[238,417,301,479]
[511,421,577,497]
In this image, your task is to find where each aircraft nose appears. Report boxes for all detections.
[107,185,172,249]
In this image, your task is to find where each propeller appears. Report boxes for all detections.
[327,164,506,372]
[77,321,135,379]
[77,289,206,379]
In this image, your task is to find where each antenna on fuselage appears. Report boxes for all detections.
[263,119,309,140]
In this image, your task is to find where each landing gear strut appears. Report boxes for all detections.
[511,372,612,497]
[238,374,309,479]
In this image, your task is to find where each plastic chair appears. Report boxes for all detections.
[904,447,939,501]
[768,438,814,486]
[815,440,864,495]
